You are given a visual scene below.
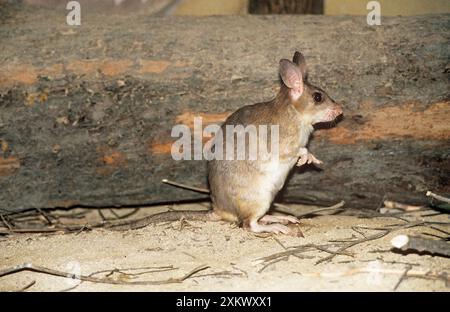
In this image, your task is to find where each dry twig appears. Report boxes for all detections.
[17,280,36,292]
[254,243,345,272]
[0,263,209,286]
[255,219,437,269]
[274,201,345,219]
[316,221,427,264]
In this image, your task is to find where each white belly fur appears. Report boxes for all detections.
[259,157,297,198]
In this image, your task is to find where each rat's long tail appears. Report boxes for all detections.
[108,179,215,231]
[108,210,217,231]
[161,179,210,194]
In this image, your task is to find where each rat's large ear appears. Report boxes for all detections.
[292,51,308,80]
[279,59,304,101]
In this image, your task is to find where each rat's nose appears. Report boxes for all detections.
[334,104,343,116]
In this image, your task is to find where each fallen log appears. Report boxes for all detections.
[0,5,449,212]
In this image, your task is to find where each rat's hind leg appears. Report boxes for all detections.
[240,200,292,234]
[259,214,300,225]
[249,219,291,234]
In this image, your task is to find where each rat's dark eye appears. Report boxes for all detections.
[313,92,323,104]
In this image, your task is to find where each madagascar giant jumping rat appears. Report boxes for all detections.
[113,51,343,235]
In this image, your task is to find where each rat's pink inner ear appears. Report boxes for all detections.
[279,59,304,100]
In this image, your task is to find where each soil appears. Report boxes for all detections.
[0,203,449,291]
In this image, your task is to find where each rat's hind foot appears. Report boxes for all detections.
[249,221,290,234]
[259,214,300,225]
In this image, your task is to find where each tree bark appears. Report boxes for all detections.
[0,5,449,212]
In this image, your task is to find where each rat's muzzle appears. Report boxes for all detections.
[325,104,343,122]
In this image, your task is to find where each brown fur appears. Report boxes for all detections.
[208,53,343,230]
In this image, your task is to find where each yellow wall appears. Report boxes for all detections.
[325,0,450,16]
[173,0,248,15]
[170,0,450,16]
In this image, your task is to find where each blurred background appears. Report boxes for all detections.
[17,0,450,16]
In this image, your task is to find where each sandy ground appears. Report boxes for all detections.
[0,203,449,292]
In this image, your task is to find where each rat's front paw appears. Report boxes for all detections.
[296,149,323,167]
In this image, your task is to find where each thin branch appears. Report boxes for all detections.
[98,208,140,222]
[315,221,427,265]
[90,265,177,278]
[60,265,177,291]
[193,270,245,279]
[109,209,121,219]
[429,225,450,237]
[0,214,13,231]
[273,237,287,250]
[36,208,53,225]
[254,243,345,272]
[0,263,209,286]
[113,208,140,219]
[352,226,367,238]
[393,265,413,290]
[274,201,345,218]
[17,280,36,292]
[257,256,290,273]
[0,227,67,234]
[98,209,107,222]
[0,221,108,235]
